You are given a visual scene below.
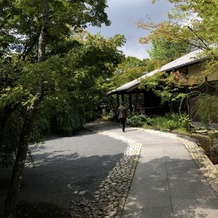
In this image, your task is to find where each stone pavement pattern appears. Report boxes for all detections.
[0,122,142,217]
[105,125,218,218]
[1,121,218,218]
[0,129,129,217]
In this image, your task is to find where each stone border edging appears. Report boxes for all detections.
[70,126,218,217]
[70,130,142,218]
[180,137,218,196]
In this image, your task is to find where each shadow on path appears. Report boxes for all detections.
[122,156,218,218]
[0,128,127,217]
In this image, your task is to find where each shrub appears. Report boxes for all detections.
[165,113,190,130]
[148,116,167,130]
[196,94,218,127]
[127,113,190,132]
[127,114,148,127]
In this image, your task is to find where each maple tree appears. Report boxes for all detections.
[138,0,218,75]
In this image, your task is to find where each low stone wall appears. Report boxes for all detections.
[192,132,218,164]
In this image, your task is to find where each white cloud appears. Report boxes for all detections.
[87,0,173,58]
[180,13,202,27]
[120,44,150,60]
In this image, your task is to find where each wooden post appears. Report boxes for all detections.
[116,94,120,108]
[121,94,124,103]
[129,93,132,113]
[133,92,138,114]
[143,91,146,114]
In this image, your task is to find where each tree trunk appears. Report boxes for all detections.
[4,0,49,218]
[38,0,49,63]
[3,1,49,217]
[3,100,40,218]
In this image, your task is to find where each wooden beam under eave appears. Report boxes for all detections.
[116,94,120,108]
[143,92,146,114]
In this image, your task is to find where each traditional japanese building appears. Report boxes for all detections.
[108,49,218,119]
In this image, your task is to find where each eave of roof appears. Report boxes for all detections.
[108,48,205,95]
[159,49,206,72]
[107,78,140,95]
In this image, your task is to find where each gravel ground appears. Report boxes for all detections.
[0,129,128,216]
[1,121,217,218]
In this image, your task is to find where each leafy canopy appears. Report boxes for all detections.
[109,56,148,90]
[139,0,218,75]
[0,0,125,135]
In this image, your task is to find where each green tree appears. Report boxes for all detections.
[139,0,218,76]
[140,71,188,113]
[138,0,218,125]
[195,93,218,126]
[104,57,149,115]
[0,1,125,217]
[148,38,192,68]
[110,56,148,89]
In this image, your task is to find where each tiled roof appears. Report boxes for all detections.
[158,49,205,72]
[108,49,205,95]
[107,75,144,95]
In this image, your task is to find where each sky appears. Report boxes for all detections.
[87,0,173,60]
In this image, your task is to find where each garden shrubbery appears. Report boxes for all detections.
[127,114,149,127]
[127,113,190,133]
[196,94,218,127]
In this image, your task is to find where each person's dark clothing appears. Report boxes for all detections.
[117,105,127,132]
[119,118,126,132]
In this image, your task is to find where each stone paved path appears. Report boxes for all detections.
[104,124,218,218]
[0,128,127,216]
[1,120,218,218]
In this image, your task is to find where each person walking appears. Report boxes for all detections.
[117,102,127,132]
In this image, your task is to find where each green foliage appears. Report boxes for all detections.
[0,1,126,217]
[127,113,190,132]
[0,109,24,167]
[30,110,52,143]
[140,72,164,91]
[139,0,218,77]
[0,0,125,169]
[140,72,188,112]
[212,132,218,139]
[0,0,111,57]
[148,38,192,68]
[195,94,218,126]
[54,103,86,136]
[148,116,168,130]
[165,113,190,130]
[110,56,148,91]
[127,114,149,127]
[149,113,190,132]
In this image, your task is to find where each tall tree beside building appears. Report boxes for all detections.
[0,1,126,217]
[139,0,218,75]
